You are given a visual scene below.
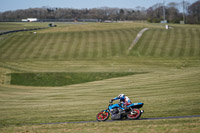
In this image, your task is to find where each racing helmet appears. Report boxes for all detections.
[118,94,125,100]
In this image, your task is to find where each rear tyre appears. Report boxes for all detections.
[96,110,110,121]
[127,108,141,120]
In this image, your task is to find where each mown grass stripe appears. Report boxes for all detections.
[173,29,183,57]
[160,29,172,57]
[92,31,98,58]
[68,32,79,59]
[23,36,40,60]
[116,29,129,56]
[49,34,63,59]
[179,28,187,57]
[145,29,160,56]
[0,34,16,51]
[87,31,95,58]
[137,80,200,89]
[42,33,58,59]
[119,29,130,51]
[64,32,75,58]
[29,35,49,59]
[19,34,41,60]
[77,32,86,59]
[113,30,123,56]
[74,32,83,59]
[58,33,70,59]
[28,34,47,59]
[104,30,112,57]
[121,29,133,52]
[33,34,51,59]
[8,35,35,60]
[82,31,89,58]
[139,29,156,56]
[113,29,126,56]
[108,30,116,56]
[37,33,54,59]
[98,74,200,90]
[48,33,64,59]
[96,31,103,58]
[0,35,16,50]
[183,29,192,57]
[150,29,165,57]
[2,35,27,60]
[53,33,67,60]
[197,29,200,56]
[117,29,130,55]
[114,30,123,55]
[125,28,133,42]
[168,28,179,57]
[15,35,43,60]
[189,29,195,56]
[124,29,132,43]
[0,35,20,58]
[101,31,107,58]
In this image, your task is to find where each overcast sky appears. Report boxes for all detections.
[0,0,198,12]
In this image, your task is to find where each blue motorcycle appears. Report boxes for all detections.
[96,101,144,121]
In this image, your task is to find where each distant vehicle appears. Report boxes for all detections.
[104,20,113,23]
[96,100,144,121]
[21,18,38,22]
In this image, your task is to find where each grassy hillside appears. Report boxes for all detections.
[0,22,200,132]
[0,22,199,61]
[1,118,200,133]
[132,27,200,57]
[0,28,141,60]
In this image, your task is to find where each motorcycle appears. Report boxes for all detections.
[96,101,144,121]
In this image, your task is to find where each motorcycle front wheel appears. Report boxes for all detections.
[96,110,110,121]
[127,108,141,120]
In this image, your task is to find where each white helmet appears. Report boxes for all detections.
[118,94,125,100]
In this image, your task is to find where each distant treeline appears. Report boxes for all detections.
[0,0,200,24]
[0,7,147,22]
[147,0,200,24]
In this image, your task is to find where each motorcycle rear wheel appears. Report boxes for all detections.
[127,108,141,120]
[96,110,110,121]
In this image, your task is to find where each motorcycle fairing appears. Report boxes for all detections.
[127,103,144,108]
[108,103,124,110]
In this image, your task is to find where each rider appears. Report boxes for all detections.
[110,94,132,110]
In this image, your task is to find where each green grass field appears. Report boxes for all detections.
[10,72,143,86]
[0,22,48,33]
[0,22,200,132]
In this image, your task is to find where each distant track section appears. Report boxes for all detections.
[39,115,200,125]
[0,28,47,36]
[128,28,149,53]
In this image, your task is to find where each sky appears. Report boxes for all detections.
[0,0,198,12]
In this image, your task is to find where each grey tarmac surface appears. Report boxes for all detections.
[39,115,200,125]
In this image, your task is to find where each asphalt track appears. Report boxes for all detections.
[40,115,200,125]
[127,28,149,52]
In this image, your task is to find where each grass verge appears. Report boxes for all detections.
[1,117,200,133]
[10,72,144,86]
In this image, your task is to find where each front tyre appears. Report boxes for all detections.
[96,110,110,121]
[127,108,141,120]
